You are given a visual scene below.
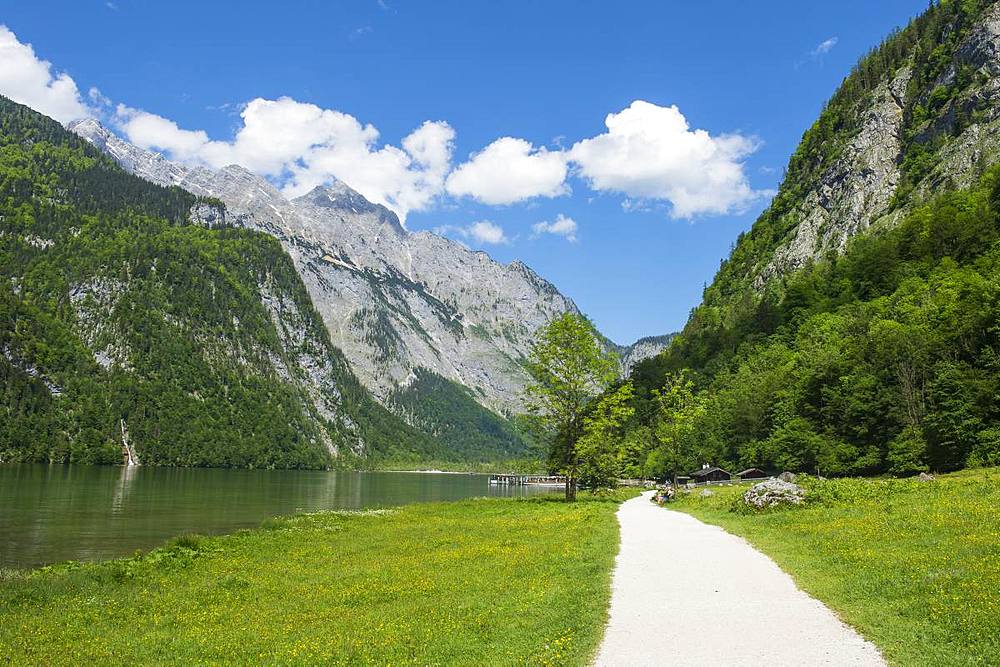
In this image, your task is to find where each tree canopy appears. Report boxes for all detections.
[525,313,619,499]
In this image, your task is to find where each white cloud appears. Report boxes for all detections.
[468,220,509,244]
[531,214,578,242]
[0,27,766,224]
[446,137,568,205]
[115,98,762,220]
[88,87,112,110]
[0,25,90,123]
[434,220,510,245]
[115,98,455,223]
[811,37,838,56]
[569,100,763,218]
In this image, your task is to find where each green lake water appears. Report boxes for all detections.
[0,464,556,569]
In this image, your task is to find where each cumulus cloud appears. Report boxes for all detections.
[811,37,838,56]
[531,214,578,242]
[115,98,454,223]
[0,25,766,224]
[434,220,510,245]
[446,137,568,205]
[569,100,763,218]
[116,98,762,220]
[467,220,509,244]
[0,25,90,123]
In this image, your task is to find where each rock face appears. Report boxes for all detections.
[761,67,912,283]
[70,118,580,417]
[752,3,1000,286]
[619,334,676,376]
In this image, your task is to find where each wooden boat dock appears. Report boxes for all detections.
[489,474,567,487]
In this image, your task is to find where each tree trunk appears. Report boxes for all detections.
[565,475,577,501]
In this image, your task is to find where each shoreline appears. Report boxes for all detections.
[1,492,629,664]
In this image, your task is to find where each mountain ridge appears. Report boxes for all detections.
[0,96,449,467]
[71,118,673,429]
[654,0,1000,373]
[615,0,1000,480]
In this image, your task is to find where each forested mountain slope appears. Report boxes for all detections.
[70,118,579,461]
[0,96,451,467]
[624,0,1000,478]
[668,1,1000,369]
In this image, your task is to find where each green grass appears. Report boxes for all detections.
[670,469,1000,666]
[0,491,634,665]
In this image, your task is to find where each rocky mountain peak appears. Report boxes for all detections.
[298,181,378,214]
[67,117,110,149]
[292,182,407,240]
[72,122,590,417]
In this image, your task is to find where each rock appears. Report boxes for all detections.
[188,202,227,229]
[699,489,715,498]
[918,472,936,482]
[618,334,676,375]
[758,65,911,286]
[741,479,805,511]
[777,471,798,483]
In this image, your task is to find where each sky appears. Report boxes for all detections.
[0,0,930,344]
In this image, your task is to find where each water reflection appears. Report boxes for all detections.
[0,465,557,568]
[111,464,138,515]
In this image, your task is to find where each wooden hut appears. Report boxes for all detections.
[737,467,769,481]
[689,464,732,484]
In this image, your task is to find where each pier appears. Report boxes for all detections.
[489,474,567,487]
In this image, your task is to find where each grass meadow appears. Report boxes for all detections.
[671,468,1000,666]
[0,491,634,665]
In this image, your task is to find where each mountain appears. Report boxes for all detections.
[710,1,1000,306]
[69,118,585,443]
[619,0,1000,479]
[0,95,448,467]
[618,334,676,375]
[646,0,1000,373]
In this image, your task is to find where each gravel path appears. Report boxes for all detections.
[593,491,886,666]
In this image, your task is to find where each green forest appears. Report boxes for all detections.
[388,368,537,463]
[628,170,1000,478]
[609,0,1000,480]
[0,95,474,468]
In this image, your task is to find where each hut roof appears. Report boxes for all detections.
[690,466,731,479]
[737,468,768,477]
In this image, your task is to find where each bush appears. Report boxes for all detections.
[969,427,1000,467]
[798,475,924,506]
[887,426,929,476]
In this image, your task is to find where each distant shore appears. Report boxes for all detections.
[382,469,475,474]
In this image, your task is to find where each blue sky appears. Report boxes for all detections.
[1,0,929,344]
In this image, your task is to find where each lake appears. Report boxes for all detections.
[0,464,558,569]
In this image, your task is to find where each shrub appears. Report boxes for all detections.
[969,427,1000,467]
[887,426,929,475]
